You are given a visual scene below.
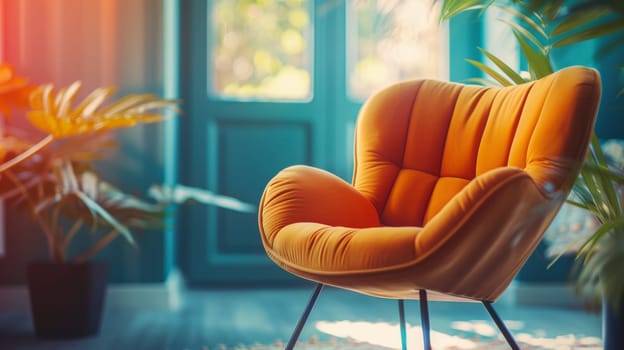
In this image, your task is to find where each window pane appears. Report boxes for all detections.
[347,0,446,100]
[484,6,520,81]
[210,0,313,101]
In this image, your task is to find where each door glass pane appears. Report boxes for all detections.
[347,0,447,100]
[484,6,521,82]
[210,0,313,101]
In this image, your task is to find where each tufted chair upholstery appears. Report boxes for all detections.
[258,66,602,349]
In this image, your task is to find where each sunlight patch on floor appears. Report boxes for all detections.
[315,320,603,350]
[515,333,602,350]
[315,320,477,349]
[451,320,498,337]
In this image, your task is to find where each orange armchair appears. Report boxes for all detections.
[258,66,602,350]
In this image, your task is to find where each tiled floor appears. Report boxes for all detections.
[0,284,603,350]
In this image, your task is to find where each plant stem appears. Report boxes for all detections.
[62,219,83,253]
[0,134,54,173]
[73,229,119,263]
[3,170,58,260]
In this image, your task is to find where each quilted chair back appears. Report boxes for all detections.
[354,66,601,227]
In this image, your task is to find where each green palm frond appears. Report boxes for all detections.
[513,30,553,79]
[566,196,599,217]
[552,5,613,36]
[500,18,547,50]
[492,3,548,38]
[553,18,624,48]
[581,163,624,185]
[539,0,566,22]
[590,133,609,165]
[588,137,622,219]
[439,0,493,20]
[577,217,624,261]
[578,167,612,221]
[466,59,514,86]
[477,47,527,84]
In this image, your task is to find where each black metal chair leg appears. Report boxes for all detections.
[482,301,520,350]
[398,300,407,350]
[285,283,324,350]
[419,290,431,350]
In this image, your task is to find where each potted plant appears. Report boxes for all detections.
[439,1,624,348]
[0,64,254,338]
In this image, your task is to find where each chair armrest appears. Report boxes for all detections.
[259,165,380,246]
[417,167,560,255]
[413,167,565,300]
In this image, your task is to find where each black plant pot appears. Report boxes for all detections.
[27,261,108,339]
[603,298,624,350]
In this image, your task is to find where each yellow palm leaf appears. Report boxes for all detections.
[91,119,137,132]
[57,81,82,119]
[26,111,58,135]
[27,82,178,138]
[79,87,117,118]
[0,64,33,116]
[99,94,158,116]
[41,84,56,116]
[29,87,44,110]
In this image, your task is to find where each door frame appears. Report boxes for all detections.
[177,0,481,285]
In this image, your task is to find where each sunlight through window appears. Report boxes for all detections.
[211,0,312,101]
[347,0,447,100]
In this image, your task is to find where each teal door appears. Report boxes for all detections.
[180,0,449,284]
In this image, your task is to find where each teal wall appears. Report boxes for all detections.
[593,45,624,140]
[449,12,484,82]
[552,39,624,139]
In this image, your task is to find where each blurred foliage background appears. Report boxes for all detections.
[211,0,444,101]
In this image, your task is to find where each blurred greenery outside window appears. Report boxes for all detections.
[483,6,521,81]
[211,0,313,101]
[347,0,448,100]
[210,0,448,102]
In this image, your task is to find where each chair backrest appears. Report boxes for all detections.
[352,66,602,227]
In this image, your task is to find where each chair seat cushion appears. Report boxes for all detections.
[260,164,558,301]
[272,223,422,272]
